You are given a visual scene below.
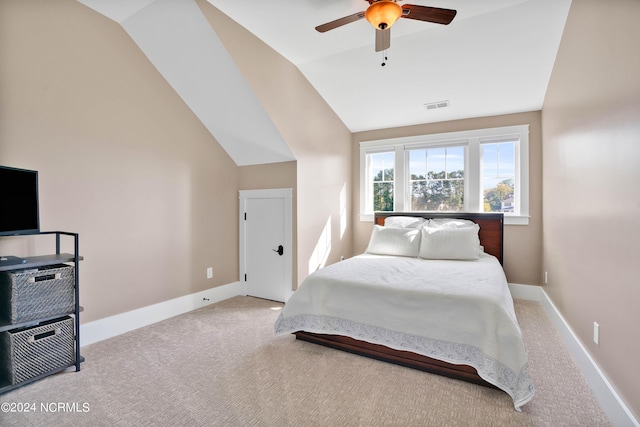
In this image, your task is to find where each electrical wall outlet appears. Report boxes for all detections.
[593,322,600,345]
[207,267,213,279]
[544,271,548,284]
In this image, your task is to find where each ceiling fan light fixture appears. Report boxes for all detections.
[365,0,402,30]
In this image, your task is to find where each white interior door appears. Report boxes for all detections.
[240,189,292,302]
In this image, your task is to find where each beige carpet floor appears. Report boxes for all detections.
[0,296,611,426]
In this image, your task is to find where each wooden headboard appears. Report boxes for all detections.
[374,212,504,265]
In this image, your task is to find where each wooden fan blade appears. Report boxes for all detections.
[315,11,366,33]
[401,5,457,25]
[375,28,390,52]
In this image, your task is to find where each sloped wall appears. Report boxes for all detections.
[0,0,240,322]
[198,1,353,287]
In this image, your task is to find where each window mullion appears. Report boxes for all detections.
[361,148,370,215]
[395,145,406,212]
[467,138,480,212]
[516,137,527,217]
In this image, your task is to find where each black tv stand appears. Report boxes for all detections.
[0,231,83,394]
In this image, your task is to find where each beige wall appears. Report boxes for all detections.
[0,0,240,322]
[352,111,543,286]
[541,0,640,418]
[1,0,353,328]
[200,2,353,287]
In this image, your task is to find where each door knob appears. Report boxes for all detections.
[273,245,284,256]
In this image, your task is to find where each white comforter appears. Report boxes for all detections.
[274,253,534,410]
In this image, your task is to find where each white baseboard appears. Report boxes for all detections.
[509,283,639,427]
[80,281,243,347]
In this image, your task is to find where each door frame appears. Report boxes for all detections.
[239,188,293,301]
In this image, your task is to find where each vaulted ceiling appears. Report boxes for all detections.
[77,0,571,165]
[209,0,572,132]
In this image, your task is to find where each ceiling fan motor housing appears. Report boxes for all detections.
[365,0,402,30]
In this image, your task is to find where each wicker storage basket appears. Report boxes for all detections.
[0,316,75,384]
[0,264,75,324]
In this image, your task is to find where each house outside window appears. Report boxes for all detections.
[360,125,529,225]
[501,197,515,212]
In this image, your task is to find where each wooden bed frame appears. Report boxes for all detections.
[295,212,504,389]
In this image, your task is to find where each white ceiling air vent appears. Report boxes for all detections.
[424,100,450,111]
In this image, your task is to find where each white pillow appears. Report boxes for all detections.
[366,225,421,257]
[383,216,426,228]
[418,224,481,260]
[428,218,477,229]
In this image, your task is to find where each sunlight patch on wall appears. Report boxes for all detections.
[308,217,332,275]
[340,183,347,240]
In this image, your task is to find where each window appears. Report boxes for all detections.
[409,145,465,211]
[368,151,394,212]
[481,140,516,213]
[360,125,529,225]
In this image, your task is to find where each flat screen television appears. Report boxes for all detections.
[0,166,40,236]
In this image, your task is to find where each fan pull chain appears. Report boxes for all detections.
[381,50,388,67]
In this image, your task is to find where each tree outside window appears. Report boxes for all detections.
[409,146,464,211]
[370,152,394,211]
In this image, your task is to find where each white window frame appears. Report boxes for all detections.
[359,125,529,225]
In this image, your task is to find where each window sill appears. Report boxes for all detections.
[504,215,529,225]
[360,213,529,225]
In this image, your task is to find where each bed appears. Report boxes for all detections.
[274,212,534,410]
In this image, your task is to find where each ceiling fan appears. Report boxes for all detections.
[315,0,457,52]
